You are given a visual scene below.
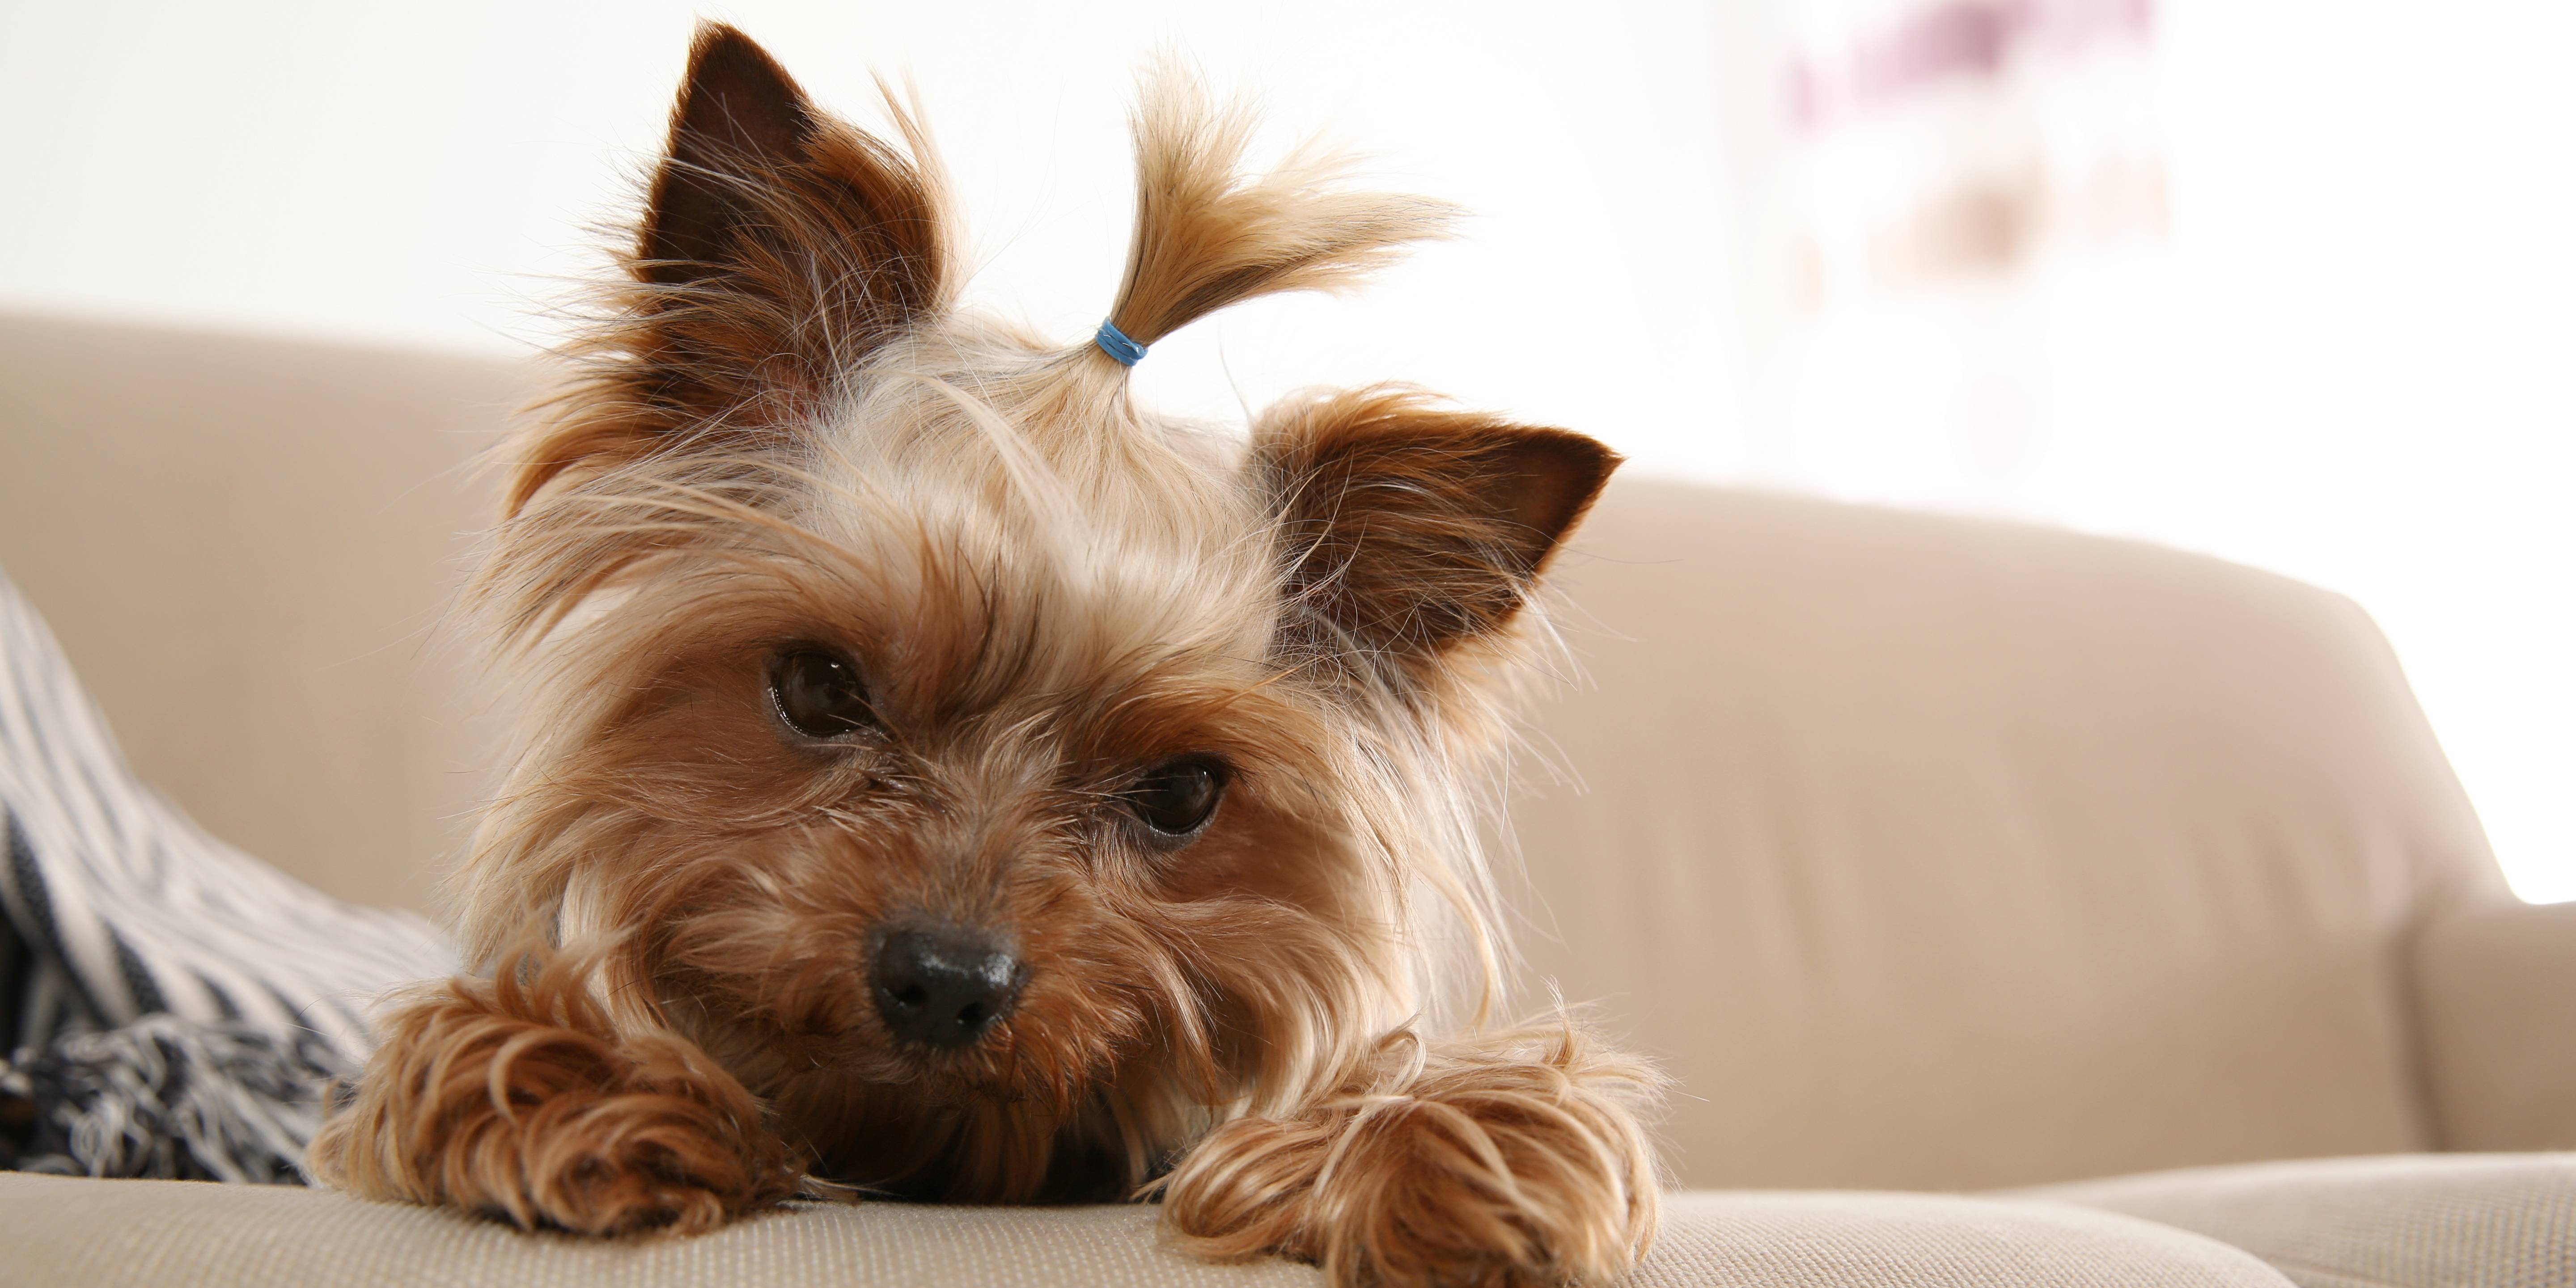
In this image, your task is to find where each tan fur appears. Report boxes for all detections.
[310,23,1659,1285]
[1108,66,1462,351]
[1163,1024,1660,1288]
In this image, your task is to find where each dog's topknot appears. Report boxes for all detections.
[1103,63,1462,359]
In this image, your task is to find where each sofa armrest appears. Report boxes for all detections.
[2415,898,2576,1150]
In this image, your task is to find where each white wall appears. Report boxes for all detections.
[1708,1,2576,901]
[0,0,1744,472]
[4,0,2571,899]
[2031,1,2576,903]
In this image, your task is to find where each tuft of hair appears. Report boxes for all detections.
[1104,64,1463,356]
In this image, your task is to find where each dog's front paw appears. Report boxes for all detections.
[1162,1026,1661,1287]
[486,1045,791,1237]
[310,971,799,1236]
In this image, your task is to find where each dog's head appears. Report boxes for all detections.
[463,24,1617,1200]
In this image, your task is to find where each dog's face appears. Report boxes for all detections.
[509,422,1388,1197]
[461,27,1616,1201]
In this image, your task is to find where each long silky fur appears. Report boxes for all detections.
[314,23,1657,1284]
[1160,1022,1663,1288]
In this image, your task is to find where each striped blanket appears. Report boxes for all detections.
[0,571,456,1181]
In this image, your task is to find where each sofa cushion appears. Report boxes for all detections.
[0,1174,2297,1288]
[1637,1191,2292,1287]
[2017,1151,2576,1288]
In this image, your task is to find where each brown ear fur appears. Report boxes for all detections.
[1258,387,1620,658]
[509,23,953,512]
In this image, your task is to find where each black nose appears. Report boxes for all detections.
[871,925,1025,1049]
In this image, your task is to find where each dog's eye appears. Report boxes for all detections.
[1122,755,1229,837]
[769,648,879,739]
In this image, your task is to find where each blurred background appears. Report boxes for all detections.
[3,0,2568,899]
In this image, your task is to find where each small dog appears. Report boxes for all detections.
[312,23,1659,1287]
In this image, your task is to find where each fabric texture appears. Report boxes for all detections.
[0,570,455,1178]
[0,1173,2303,1288]
[1633,1191,2292,1287]
[0,1013,345,1183]
[2415,900,2576,1153]
[2019,1152,2576,1288]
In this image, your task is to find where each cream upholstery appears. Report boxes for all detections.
[14,1158,2573,1287]
[2415,899,2576,1153]
[1503,482,2508,1190]
[0,312,516,916]
[0,312,2566,1285]
[2018,1153,2576,1288]
[0,1173,2300,1288]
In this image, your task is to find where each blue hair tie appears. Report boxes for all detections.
[1093,318,1148,367]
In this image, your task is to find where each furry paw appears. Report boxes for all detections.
[309,966,799,1236]
[1162,1025,1661,1288]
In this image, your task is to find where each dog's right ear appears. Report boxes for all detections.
[510,23,952,512]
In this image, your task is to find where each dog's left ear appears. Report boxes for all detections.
[511,23,951,512]
[1258,388,1619,660]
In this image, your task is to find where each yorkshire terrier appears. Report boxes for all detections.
[311,23,1659,1287]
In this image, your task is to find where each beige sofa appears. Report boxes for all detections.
[0,310,2569,1285]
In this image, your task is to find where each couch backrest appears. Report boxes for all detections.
[1503,479,2508,1189]
[0,312,517,915]
[0,314,2510,1191]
